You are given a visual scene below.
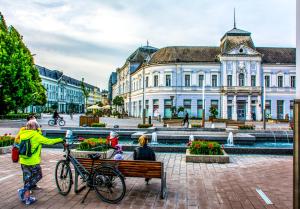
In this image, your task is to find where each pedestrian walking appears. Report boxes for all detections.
[17,120,63,205]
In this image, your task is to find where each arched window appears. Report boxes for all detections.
[239,73,245,86]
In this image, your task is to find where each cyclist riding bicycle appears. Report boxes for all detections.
[53,110,60,125]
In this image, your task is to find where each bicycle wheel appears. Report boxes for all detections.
[55,160,72,196]
[59,119,65,126]
[93,166,126,204]
[48,119,55,126]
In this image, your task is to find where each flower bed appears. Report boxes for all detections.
[137,124,153,128]
[186,141,229,163]
[71,138,113,159]
[0,134,14,154]
[91,123,106,127]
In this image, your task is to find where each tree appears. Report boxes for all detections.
[112,96,124,113]
[81,78,90,112]
[209,106,218,119]
[0,13,46,114]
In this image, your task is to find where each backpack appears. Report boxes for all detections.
[11,145,19,163]
[19,138,39,158]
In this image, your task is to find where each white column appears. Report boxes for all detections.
[256,96,262,121]
[232,95,237,120]
[246,95,251,120]
[222,94,228,119]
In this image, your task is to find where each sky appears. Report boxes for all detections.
[0,0,296,89]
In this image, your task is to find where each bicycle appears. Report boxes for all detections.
[48,117,65,126]
[55,135,126,204]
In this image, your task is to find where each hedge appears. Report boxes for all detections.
[238,125,255,130]
[191,124,202,128]
[137,124,153,128]
[91,123,106,127]
[0,113,41,120]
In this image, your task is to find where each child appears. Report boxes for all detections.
[106,131,119,148]
[113,144,124,160]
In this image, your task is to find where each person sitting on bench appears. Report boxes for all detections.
[133,135,156,184]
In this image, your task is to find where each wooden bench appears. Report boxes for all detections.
[225,120,245,128]
[74,158,167,199]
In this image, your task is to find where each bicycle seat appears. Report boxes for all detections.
[88,153,101,160]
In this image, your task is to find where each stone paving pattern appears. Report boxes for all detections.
[0,149,292,209]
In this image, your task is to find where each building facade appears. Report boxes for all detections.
[110,25,296,121]
[27,65,101,113]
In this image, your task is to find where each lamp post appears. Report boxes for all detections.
[202,84,205,127]
[263,76,266,130]
[142,65,146,124]
[294,1,300,208]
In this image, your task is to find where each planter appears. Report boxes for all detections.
[70,149,114,159]
[0,146,12,154]
[79,116,99,127]
[186,149,229,163]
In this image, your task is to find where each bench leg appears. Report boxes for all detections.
[160,172,167,199]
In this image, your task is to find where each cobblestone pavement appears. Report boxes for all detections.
[0,149,292,209]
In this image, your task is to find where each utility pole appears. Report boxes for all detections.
[142,65,146,124]
[263,76,266,130]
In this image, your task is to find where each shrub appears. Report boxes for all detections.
[91,123,106,127]
[137,124,153,128]
[188,141,223,155]
[191,124,202,128]
[238,125,255,130]
[0,134,15,147]
[0,113,41,120]
[77,138,109,151]
[209,106,218,119]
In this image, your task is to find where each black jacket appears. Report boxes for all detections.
[133,145,156,161]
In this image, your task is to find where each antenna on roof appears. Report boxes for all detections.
[233,8,236,29]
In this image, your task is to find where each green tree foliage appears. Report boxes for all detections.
[209,106,218,119]
[81,78,90,111]
[112,96,124,107]
[0,13,46,114]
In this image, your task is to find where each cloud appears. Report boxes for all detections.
[0,0,296,89]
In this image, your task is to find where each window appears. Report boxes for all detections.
[211,100,219,117]
[166,75,171,87]
[265,75,270,87]
[291,76,296,88]
[197,100,203,119]
[227,75,232,87]
[164,99,172,118]
[238,73,245,86]
[251,75,256,87]
[145,77,149,88]
[198,75,204,87]
[154,75,158,87]
[265,100,271,117]
[183,99,191,116]
[212,75,217,87]
[277,100,284,119]
[277,76,283,88]
[185,75,190,87]
[153,99,159,116]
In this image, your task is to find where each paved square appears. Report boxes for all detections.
[0,149,292,209]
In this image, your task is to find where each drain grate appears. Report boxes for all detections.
[256,188,273,205]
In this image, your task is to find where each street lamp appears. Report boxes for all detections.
[142,65,146,124]
[263,76,266,130]
[201,84,205,127]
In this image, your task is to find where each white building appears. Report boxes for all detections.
[110,24,296,121]
[27,65,101,113]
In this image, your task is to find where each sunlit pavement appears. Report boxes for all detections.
[0,149,292,209]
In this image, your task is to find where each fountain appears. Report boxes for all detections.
[284,130,290,144]
[211,123,215,128]
[189,135,194,142]
[151,132,158,145]
[271,131,277,145]
[227,132,234,146]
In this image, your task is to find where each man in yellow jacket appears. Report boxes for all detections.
[18,120,63,205]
